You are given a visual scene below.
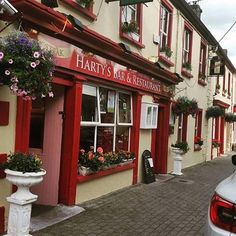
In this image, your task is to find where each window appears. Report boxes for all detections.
[177,114,188,142]
[120,4,143,45]
[159,1,173,51]
[183,28,191,65]
[140,102,158,129]
[29,99,45,149]
[199,42,207,79]
[194,109,203,150]
[61,0,96,21]
[228,73,231,97]
[80,85,133,153]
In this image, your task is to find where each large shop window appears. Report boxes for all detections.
[80,85,132,153]
[120,4,143,46]
[29,99,45,149]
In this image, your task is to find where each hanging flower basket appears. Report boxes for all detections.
[206,106,224,119]
[0,31,54,100]
[172,96,198,117]
[225,112,236,123]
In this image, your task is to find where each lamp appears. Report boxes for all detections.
[67,14,84,31]
[118,43,131,53]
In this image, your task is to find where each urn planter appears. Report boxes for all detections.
[5,169,46,236]
[171,147,184,175]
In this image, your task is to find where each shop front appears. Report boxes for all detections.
[11,0,181,205]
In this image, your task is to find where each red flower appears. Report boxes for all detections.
[88,151,93,160]
[98,156,104,163]
[80,149,85,155]
[97,147,103,154]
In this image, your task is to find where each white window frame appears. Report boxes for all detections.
[183,29,190,64]
[160,5,170,50]
[122,5,137,24]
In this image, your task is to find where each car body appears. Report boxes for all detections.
[206,156,236,235]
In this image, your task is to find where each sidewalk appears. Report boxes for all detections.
[33,155,235,236]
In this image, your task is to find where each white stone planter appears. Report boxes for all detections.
[5,169,46,236]
[171,147,184,175]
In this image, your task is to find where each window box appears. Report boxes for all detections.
[158,54,174,67]
[140,102,158,129]
[198,79,207,86]
[181,69,193,79]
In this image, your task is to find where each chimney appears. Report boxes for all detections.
[189,3,202,18]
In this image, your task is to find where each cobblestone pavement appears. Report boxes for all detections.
[34,155,235,236]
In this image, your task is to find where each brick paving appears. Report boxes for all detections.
[33,155,235,236]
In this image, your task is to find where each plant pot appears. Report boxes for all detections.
[171,148,184,175]
[5,169,46,201]
[78,166,93,176]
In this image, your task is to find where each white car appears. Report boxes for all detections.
[206,155,236,235]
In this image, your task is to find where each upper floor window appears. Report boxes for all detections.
[159,1,173,52]
[199,42,206,77]
[177,114,188,142]
[120,4,143,46]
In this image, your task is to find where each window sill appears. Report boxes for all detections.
[158,55,174,67]
[77,163,135,184]
[198,79,207,86]
[61,0,96,21]
[120,33,145,49]
[181,69,193,79]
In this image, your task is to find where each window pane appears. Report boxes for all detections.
[29,100,45,149]
[100,87,115,124]
[115,126,129,152]
[118,93,131,124]
[81,85,98,122]
[80,126,95,152]
[152,107,157,126]
[97,127,114,153]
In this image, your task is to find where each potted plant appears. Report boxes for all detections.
[0,31,54,100]
[0,152,46,235]
[225,112,236,123]
[118,150,135,165]
[76,0,94,8]
[171,141,190,154]
[172,96,199,117]
[194,136,203,149]
[182,62,192,71]
[121,20,139,34]
[206,106,224,119]
[160,46,173,58]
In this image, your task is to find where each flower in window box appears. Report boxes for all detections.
[0,31,54,99]
[182,62,192,71]
[121,21,139,34]
[160,46,173,58]
[199,73,206,81]
[194,136,203,146]
[212,139,221,148]
[75,0,94,8]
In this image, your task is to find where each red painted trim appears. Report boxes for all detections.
[198,41,207,78]
[130,92,142,184]
[0,154,7,179]
[215,117,219,141]
[120,33,145,48]
[53,77,74,86]
[158,55,175,67]
[182,22,193,68]
[213,99,230,108]
[182,114,188,142]
[223,72,226,91]
[220,116,225,154]
[77,163,135,183]
[228,73,231,96]
[59,81,83,205]
[181,69,193,79]
[0,101,9,126]
[60,0,96,21]
[15,97,32,152]
[0,206,5,234]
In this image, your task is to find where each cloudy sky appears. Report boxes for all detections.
[197,0,236,67]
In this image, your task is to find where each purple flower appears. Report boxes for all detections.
[5,70,10,75]
[0,52,4,59]
[8,59,13,64]
[30,62,36,68]
[33,52,40,58]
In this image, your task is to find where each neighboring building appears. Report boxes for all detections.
[0,0,235,232]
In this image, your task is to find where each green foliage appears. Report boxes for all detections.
[172,96,199,117]
[182,62,192,71]
[206,106,224,119]
[76,0,93,8]
[0,152,43,173]
[225,112,236,123]
[0,31,54,99]
[121,21,139,34]
[160,46,173,58]
[171,141,190,153]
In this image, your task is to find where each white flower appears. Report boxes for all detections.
[5,70,10,75]
[8,59,13,64]
[33,52,40,58]
[30,62,37,68]
[48,92,54,97]
[0,52,4,60]
[11,76,18,83]
[41,94,46,98]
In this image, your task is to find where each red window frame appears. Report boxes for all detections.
[177,113,188,142]
[194,109,202,150]
[61,0,96,21]
[228,72,231,97]
[198,41,206,78]
[119,4,144,48]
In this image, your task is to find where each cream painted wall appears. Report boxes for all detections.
[76,170,133,203]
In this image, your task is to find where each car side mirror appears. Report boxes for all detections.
[232,155,236,166]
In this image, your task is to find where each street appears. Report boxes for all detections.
[33,155,235,236]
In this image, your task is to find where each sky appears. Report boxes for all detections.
[196,0,236,67]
